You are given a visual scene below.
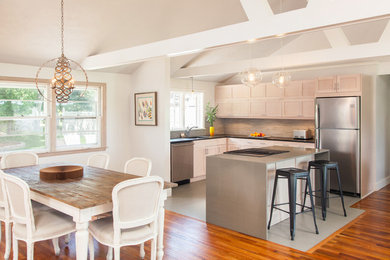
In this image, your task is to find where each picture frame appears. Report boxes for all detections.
[134,91,157,126]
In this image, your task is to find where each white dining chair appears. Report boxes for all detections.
[0,151,39,169]
[88,176,164,260]
[0,171,11,260]
[1,171,76,260]
[87,153,110,169]
[123,157,152,177]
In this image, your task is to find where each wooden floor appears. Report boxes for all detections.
[0,184,389,259]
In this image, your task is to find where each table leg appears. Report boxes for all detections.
[75,222,89,260]
[157,206,165,260]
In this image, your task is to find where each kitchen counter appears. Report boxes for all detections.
[206,145,328,240]
[170,135,315,144]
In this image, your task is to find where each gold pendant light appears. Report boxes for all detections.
[35,0,88,103]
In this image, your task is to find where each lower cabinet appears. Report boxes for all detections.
[193,139,227,178]
[191,138,315,181]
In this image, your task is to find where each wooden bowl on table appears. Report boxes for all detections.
[40,165,83,181]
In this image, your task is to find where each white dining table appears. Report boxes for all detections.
[4,163,175,260]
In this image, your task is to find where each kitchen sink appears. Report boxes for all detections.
[170,136,206,143]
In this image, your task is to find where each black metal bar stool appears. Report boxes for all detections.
[268,167,319,240]
[302,160,347,220]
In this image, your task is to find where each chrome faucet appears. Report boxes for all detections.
[184,126,198,137]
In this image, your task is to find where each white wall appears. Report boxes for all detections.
[374,75,390,189]
[0,62,132,172]
[130,57,171,181]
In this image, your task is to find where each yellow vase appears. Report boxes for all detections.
[209,126,215,136]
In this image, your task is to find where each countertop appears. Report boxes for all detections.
[170,135,315,144]
[211,145,328,164]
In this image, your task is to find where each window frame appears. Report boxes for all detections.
[170,90,205,131]
[0,76,107,157]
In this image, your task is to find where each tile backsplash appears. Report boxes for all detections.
[222,118,315,137]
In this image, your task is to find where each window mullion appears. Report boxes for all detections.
[49,85,57,152]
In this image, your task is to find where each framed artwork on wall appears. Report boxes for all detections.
[134,91,157,126]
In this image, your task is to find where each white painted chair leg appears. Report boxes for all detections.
[140,242,145,259]
[26,242,34,260]
[151,238,157,260]
[114,247,120,260]
[88,234,94,260]
[4,221,11,260]
[12,236,18,260]
[64,233,71,244]
[52,237,60,256]
[106,247,113,260]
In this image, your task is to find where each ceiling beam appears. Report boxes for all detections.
[172,41,390,78]
[82,0,390,70]
[323,28,351,48]
[240,0,273,22]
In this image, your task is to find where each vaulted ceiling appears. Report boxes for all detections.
[1,0,390,82]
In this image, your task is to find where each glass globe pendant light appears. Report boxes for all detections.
[240,68,262,87]
[35,0,88,103]
[272,71,291,88]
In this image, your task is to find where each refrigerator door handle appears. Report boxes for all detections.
[315,103,320,129]
[315,129,320,149]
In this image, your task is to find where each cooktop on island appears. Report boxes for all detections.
[224,148,289,157]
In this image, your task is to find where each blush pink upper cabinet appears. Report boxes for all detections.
[282,100,301,118]
[250,100,266,117]
[216,102,232,117]
[302,80,316,97]
[266,84,284,98]
[215,85,232,100]
[337,74,361,92]
[284,81,302,98]
[317,77,336,94]
[250,83,266,98]
[265,100,282,117]
[232,101,250,117]
[301,100,315,119]
[232,84,250,98]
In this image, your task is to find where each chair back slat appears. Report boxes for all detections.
[123,157,152,177]
[1,152,38,169]
[1,171,35,235]
[87,153,110,169]
[112,176,163,244]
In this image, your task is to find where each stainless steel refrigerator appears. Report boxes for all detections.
[315,96,360,195]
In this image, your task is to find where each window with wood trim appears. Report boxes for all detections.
[0,78,105,154]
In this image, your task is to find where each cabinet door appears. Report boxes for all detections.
[250,100,266,117]
[283,100,301,118]
[302,100,315,118]
[302,80,316,97]
[250,83,266,98]
[232,84,250,98]
[284,81,302,98]
[216,102,232,117]
[266,84,284,97]
[317,77,336,94]
[193,146,205,177]
[232,101,250,117]
[215,85,232,100]
[337,74,361,93]
[266,100,282,117]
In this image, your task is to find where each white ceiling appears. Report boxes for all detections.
[0,0,246,67]
[1,0,390,82]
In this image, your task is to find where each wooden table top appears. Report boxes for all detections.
[3,163,176,210]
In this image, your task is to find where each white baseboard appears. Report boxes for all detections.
[376,176,390,191]
[190,175,206,182]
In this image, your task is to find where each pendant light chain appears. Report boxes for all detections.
[35,0,89,103]
[61,0,65,56]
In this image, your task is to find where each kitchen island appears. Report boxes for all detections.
[206,145,329,240]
